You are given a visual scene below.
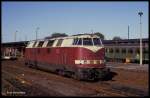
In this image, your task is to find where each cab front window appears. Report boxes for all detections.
[72,38,103,46]
[83,38,93,45]
[93,38,101,45]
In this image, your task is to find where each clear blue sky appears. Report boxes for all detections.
[2,1,148,42]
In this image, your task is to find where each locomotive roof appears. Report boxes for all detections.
[30,34,101,42]
[52,34,100,39]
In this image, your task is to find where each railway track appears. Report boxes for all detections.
[102,82,148,96]
[2,65,122,96]
[2,60,148,96]
[85,81,148,96]
[2,70,28,96]
[1,78,20,96]
[2,70,61,96]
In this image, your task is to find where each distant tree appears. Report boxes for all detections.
[94,32,105,40]
[112,36,122,40]
[51,33,68,38]
[45,32,68,39]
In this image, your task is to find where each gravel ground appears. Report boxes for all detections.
[106,62,148,72]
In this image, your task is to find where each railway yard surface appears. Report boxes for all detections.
[1,58,149,97]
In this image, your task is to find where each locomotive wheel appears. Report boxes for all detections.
[25,62,28,65]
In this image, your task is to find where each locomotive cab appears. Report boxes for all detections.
[69,35,109,80]
[72,35,105,67]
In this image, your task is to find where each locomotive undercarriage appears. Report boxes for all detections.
[25,60,110,80]
[74,68,110,80]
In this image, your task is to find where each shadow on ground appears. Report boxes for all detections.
[102,71,118,81]
[86,71,118,82]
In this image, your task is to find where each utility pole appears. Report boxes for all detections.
[35,27,39,66]
[14,30,18,42]
[128,25,129,40]
[36,27,40,40]
[91,29,94,36]
[25,35,27,41]
[91,29,93,34]
[138,11,143,65]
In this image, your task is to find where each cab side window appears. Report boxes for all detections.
[72,38,82,45]
[77,38,82,45]
[73,38,78,45]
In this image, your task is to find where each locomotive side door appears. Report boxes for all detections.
[63,53,67,65]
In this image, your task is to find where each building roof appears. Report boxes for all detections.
[1,41,29,47]
[102,38,149,45]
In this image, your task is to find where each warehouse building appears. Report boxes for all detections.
[103,38,149,64]
[1,41,28,59]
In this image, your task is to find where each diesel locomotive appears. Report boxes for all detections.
[24,34,110,80]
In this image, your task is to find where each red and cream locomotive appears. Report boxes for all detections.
[25,34,110,80]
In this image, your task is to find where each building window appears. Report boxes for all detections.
[128,48,133,54]
[122,48,126,53]
[136,48,140,53]
[107,48,110,53]
[56,39,63,46]
[143,48,148,53]
[105,48,108,53]
[115,48,119,53]
[110,48,113,53]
